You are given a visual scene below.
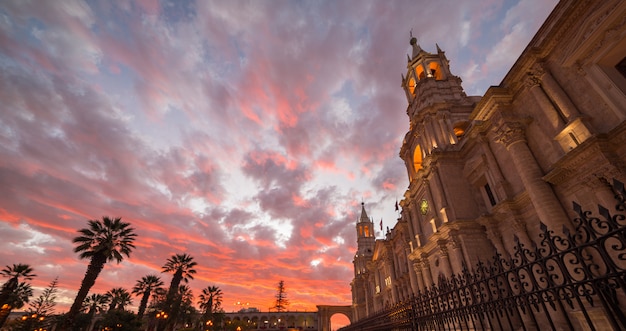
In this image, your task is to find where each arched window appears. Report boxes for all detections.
[408,77,416,95]
[428,62,443,80]
[415,65,426,80]
[413,145,423,173]
[453,121,469,137]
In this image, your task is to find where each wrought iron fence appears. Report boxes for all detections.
[341,179,626,331]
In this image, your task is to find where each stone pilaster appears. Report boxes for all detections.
[525,75,566,128]
[437,241,454,278]
[530,63,580,121]
[493,119,572,231]
[412,260,425,292]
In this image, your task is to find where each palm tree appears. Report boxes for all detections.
[169,285,193,331]
[150,287,167,308]
[132,275,163,319]
[0,264,35,307]
[198,286,222,325]
[83,293,110,316]
[63,216,137,327]
[0,282,33,327]
[160,254,196,331]
[106,287,132,311]
[82,293,110,331]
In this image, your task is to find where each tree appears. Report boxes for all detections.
[160,253,196,331]
[149,287,167,308]
[82,293,110,317]
[0,264,35,308]
[28,277,58,316]
[98,309,142,331]
[63,216,137,327]
[0,264,35,328]
[132,274,164,319]
[273,280,289,312]
[83,293,110,315]
[15,277,59,331]
[198,285,222,326]
[169,285,193,330]
[106,287,132,312]
[0,282,33,328]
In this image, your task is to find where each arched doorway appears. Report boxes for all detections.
[330,313,350,331]
[316,305,352,331]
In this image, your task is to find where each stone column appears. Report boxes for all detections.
[480,135,512,198]
[482,217,510,259]
[526,76,566,128]
[509,217,533,252]
[412,260,425,291]
[438,241,454,278]
[583,174,620,210]
[531,63,580,121]
[448,232,465,274]
[408,201,423,243]
[494,120,572,231]
[420,254,434,288]
[384,255,398,303]
[428,117,443,150]
[406,247,419,295]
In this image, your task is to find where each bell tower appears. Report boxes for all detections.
[351,202,375,321]
[399,37,478,186]
[354,202,375,275]
[399,36,487,282]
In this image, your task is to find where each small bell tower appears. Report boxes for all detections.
[351,202,376,321]
[399,36,477,184]
[354,202,375,275]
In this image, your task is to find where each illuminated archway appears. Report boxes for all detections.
[415,65,426,80]
[413,145,423,173]
[317,305,352,331]
[330,313,350,331]
[408,76,416,95]
[428,61,443,80]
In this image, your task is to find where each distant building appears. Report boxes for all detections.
[351,0,626,328]
[222,310,317,330]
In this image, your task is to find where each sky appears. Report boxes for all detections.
[0,0,558,316]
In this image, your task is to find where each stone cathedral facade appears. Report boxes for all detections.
[351,0,626,323]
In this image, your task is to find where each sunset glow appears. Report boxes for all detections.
[0,0,557,314]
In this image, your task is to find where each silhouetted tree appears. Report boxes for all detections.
[160,253,196,331]
[0,282,33,327]
[63,216,137,328]
[15,277,59,331]
[82,293,110,330]
[0,264,35,309]
[198,285,222,327]
[132,274,163,319]
[273,280,289,312]
[106,287,132,312]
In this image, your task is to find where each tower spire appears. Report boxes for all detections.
[358,202,370,224]
[410,32,422,59]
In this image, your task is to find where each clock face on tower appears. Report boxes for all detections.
[420,199,429,215]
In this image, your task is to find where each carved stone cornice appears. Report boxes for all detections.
[543,136,605,185]
[570,2,626,66]
[470,87,512,122]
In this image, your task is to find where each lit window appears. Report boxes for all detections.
[408,77,416,95]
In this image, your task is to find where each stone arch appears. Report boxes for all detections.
[316,305,352,331]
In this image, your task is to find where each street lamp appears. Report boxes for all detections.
[21,313,46,331]
[155,311,168,330]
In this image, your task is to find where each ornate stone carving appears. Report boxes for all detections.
[493,121,527,148]
[437,241,449,257]
[529,62,546,79]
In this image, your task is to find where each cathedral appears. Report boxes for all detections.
[351,0,626,328]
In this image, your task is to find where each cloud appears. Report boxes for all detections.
[0,0,556,313]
